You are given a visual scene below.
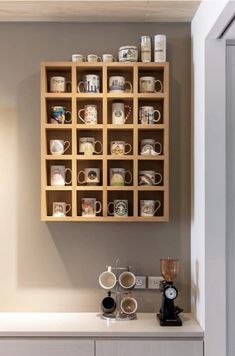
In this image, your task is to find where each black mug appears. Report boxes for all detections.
[101,292,116,314]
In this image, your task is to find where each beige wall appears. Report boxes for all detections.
[0,22,191,312]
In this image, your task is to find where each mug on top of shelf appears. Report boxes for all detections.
[108,199,128,217]
[140,139,162,156]
[109,76,132,93]
[110,141,132,156]
[78,104,98,125]
[139,76,163,93]
[77,74,100,93]
[79,137,103,155]
[139,106,161,124]
[81,198,102,217]
[99,266,117,290]
[50,139,70,155]
[110,168,132,186]
[50,76,71,93]
[112,102,132,125]
[102,54,116,62]
[140,200,161,217]
[72,54,86,62]
[139,170,163,186]
[50,106,72,124]
[87,54,102,62]
[50,165,72,186]
[52,202,71,217]
[120,296,138,315]
[77,168,100,185]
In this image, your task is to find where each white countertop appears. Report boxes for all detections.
[0,313,203,338]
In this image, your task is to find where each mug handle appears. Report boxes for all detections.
[125,170,132,184]
[95,201,102,214]
[65,204,71,214]
[78,108,86,123]
[124,105,132,122]
[154,172,163,185]
[97,56,102,62]
[124,81,133,93]
[65,110,72,123]
[66,81,72,92]
[153,109,161,123]
[154,142,162,155]
[154,200,161,214]
[77,81,84,93]
[124,143,132,155]
[82,57,87,62]
[94,140,103,154]
[65,168,72,185]
[63,141,70,153]
[107,202,114,216]
[77,170,86,184]
[154,80,163,93]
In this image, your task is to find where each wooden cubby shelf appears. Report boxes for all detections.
[41,61,169,222]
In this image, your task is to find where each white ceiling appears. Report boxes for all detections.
[0,0,201,22]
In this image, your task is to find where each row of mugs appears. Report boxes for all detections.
[51,199,161,218]
[50,75,163,94]
[72,53,116,63]
[50,104,161,125]
[99,268,136,290]
[101,293,137,316]
[50,166,163,187]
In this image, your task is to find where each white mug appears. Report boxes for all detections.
[78,105,98,124]
[120,296,138,315]
[102,54,116,62]
[139,106,161,124]
[77,168,100,185]
[52,202,71,217]
[87,54,102,62]
[72,54,86,62]
[110,141,132,156]
[139,76,163,93]
[139,170,162,186]
[110,168,132,186]
[108,200,128,217]
[50,140,70,155]
[112,103,132,125]
[81,198,102,217]
[119,271,136,290]
[140,139,162,156]
[77,74,100,93]
[99,266,117,290]
[50,166,72,186]
[50,76,71,93]
[140,200,161,217]
[79,137,103,155]
[109,76,132,93]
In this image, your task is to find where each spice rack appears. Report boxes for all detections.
[41,61,169,222]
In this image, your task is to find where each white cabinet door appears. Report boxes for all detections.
[0,339,94,356]
[96,340,203,356]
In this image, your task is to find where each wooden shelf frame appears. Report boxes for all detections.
[41,61,169,222]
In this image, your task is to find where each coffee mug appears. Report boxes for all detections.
[140,139,162,156]
[120,296,138,315]
[139,170,162,186]
[99,266,117,290]
[50,106,72,124]
[72,54,86,62]
[50,166,72,186]
[77,74,100,93]
[102,54,116,62]
[119,271,136,290]
[140,200,161,217]
[108,200,128,217]
[77,168,100,185]
[50,76,71,93]
[101,292,116,314]
[112,103,132,125]
[109,76,132,93]
[87,54,102,62]
[81,198,102,217]
[139,106,161,124]
[110,141,132,156]
[78,105,98,124]
[139,76,163,93]
[50,140,70,155]
[110,168,132,186]
[52,202,71,217]
[79,137,103,155]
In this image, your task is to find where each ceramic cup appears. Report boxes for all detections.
[139,76,163,93]
[119,271,136,290]
[109,76,132,93]
[120,296,138,315]
[81,198,102,217]
[72,54,86,62]
[102,54,116,62]
[108,200,128,217]
[52,202,71,217]
[110,168,132,186]
[87,54,102,62]
[110,141,132,156]
[139,106,161,124]
[112,103,132,125]
[50,166,72,186]
[139,170,162,186]
[99,266,117,290]
[50,139,70,155]
[50,76,71,93]
[140,139,162,156]
[140,200,161,217]
[77,168,100,185]
[77,74,100,93]
[78,105,98,124]
[79,137,103,155]
[101,292,116,314]
[50,106,72,124]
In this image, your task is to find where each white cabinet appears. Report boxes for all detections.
[96,340,203,356]
[0,339,94,356]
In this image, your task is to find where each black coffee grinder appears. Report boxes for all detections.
[157,257,183,326]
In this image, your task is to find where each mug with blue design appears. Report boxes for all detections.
[77,74,100,93]
[50,106,72,124]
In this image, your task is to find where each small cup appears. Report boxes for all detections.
[109,76,132,93]
[52,202,71,217]
[99,266,117,290]
[50,139,70,155]
[77,168,100,185]
[50,76,71,93]
[78,105,98,125]
[110,168,132,186]
[81,198,102,217]
[119,271,136,290]
[110,141,132,156]
[87,54,102,62]
[102,54,116,62]
[140,200,161,217]
[50,166,72,186]
[108,200,128,217]
[139,170,162,186]
[79,137,103,155]
[139,76,163,93]
[120,296,138,315]
[72,54,86,62]
[101,292,116,314]
[112,103,132,125]
[140,139,162,156]
[139,106,161,124]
